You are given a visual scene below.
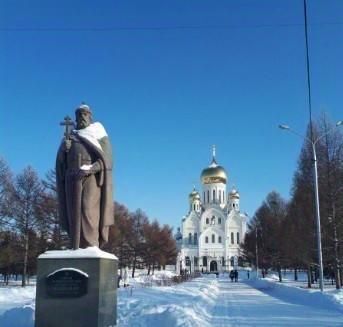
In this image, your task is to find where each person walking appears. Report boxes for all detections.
[234,270,238,282]
[230,270,234,282]
[123,266,129,287]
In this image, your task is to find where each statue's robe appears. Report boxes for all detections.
[56,122,114,248]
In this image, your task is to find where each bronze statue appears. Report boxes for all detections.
[56,104,114,249]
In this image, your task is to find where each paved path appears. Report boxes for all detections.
[208,278,343,326]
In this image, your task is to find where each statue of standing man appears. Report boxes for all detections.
[56,104,114,249]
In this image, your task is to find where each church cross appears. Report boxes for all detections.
[60,116,74,140]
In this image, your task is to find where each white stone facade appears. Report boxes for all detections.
[176,149,247,273]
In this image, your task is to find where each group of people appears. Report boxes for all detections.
[229,269,239,282]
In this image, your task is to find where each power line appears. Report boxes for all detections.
[0,21,342,32]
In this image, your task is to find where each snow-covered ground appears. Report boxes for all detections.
[1,271,342,326]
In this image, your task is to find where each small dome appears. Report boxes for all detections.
[189,188,200,201]
[229,188,240,199]
[201,158,227,184]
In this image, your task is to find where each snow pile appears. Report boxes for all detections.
[38,246,117,259]
[248,277,343,313]
[0,305,34,327]
[0,287,35,327]
[117,274,220,326]
[124,269,178,287]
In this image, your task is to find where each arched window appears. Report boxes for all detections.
[219,190,221,203]
[211,216,215,225]
[237,232,240,244]
[218,236,222,243]
[213,190,215,202]
[207,190,210,203]
[188,233,192,244]
[194,233,198,245]
[231,232,234,244]
[193,204,196,211]
[205,236,209,243]
[206,218,209,224]
[212,234,215,243]
[218,217,222,224]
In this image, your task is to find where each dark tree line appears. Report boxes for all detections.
[242,115,343,289]
[104,205,177,278]
[0,159,177,285]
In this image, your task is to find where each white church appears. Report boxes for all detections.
[175,147,248,273]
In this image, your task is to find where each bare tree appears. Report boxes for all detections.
[12,166,44,286]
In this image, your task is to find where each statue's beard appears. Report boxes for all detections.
[77,120,90,129]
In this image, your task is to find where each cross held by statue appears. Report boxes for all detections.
[60,116,74,140]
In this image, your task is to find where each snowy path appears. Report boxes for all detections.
[118,276,343,326]
[208,280,343,326]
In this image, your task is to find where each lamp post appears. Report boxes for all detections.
[279,120,343,291]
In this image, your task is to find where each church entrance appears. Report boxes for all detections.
[210,260,218,272]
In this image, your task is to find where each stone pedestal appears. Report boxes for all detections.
[35,247,117,327]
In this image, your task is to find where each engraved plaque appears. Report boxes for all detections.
[46,269,88,298]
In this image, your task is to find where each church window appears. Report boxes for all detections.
[206,218,209,224]
[222,257,225,266]
[218,217,222,224]
[188,233,192,244]
[193,204,196,211]
[223,191,225,202]
[230,256,234,267]
[203,256,207,266]
[231,232,234,244]
[212,234,215,243]
[205,236,209,243]
[233,203,235,208]
[219,190,221,203]
[207,191,209,203]
[218,236,222,243]
[211,216,215,225]
[194,233,198,245]
[213,190,215,202]
[203,192,205,203]
[237,232,240,244]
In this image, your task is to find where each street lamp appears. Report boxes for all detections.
[279,120,343,291]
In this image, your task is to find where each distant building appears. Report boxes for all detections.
[176,147,247,273]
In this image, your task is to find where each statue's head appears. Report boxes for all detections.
[75,104,92,129]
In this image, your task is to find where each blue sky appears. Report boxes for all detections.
[1,0,342,229]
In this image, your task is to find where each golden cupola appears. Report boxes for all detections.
[200,146,227,185]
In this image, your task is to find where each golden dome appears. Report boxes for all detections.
[201,159,227,184]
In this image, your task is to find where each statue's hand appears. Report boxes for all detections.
[77,161,101,179]
[77,168,89,179]
[65,139,72,152]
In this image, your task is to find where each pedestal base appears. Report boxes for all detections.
[35,247,117,327]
